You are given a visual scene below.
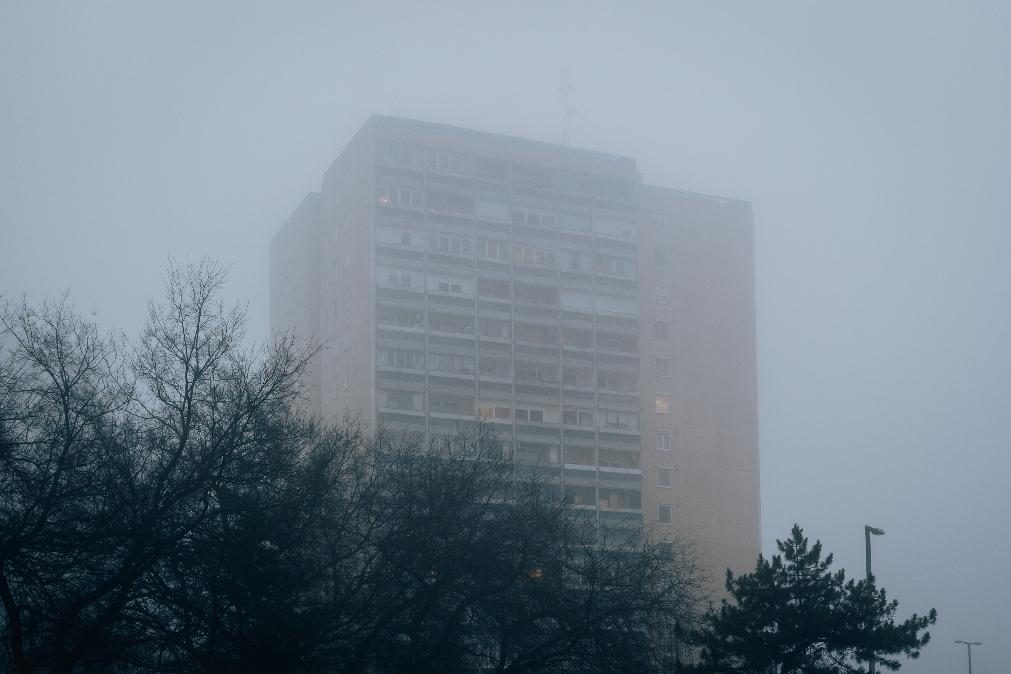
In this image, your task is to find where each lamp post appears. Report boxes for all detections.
[954,640,982,674]
[864,525,885,673]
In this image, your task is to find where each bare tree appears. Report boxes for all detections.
[1,262,700,673]
[0,260,317,673]
[0,293,130,673]
[314,427,703,674]
[134,422,703,674]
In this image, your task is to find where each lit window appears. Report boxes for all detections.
[656,357,671,377]
[658,467,672,488]
[656,396,672,415]
[658,504,673,524]
[657,430,673,451]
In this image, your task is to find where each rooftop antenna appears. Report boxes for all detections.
[558,67,577,147]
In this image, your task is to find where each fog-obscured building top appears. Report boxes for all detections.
[271,115,760,582]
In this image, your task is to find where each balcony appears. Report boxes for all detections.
[598,461,641,474]
[376,279,423,295]
[598,419,640,435]
[597,489,642,512]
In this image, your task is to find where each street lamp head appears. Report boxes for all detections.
[866,526,885,536]
[955,640,983,646]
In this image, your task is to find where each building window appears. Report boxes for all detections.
[513,209,556,228]
[479,405,512,420]
[478,317,511,339]
[428,190,474,215]
[654,284,670,305]
[387,272,413,288]
[655,357,671,377]
[400,232,411,246]
[378,306,423,329]
[478,238,510,260]
[654,248,669,267]
[657,430,673,451]
[515,245,557,267]
[515,408,545,423]
[601,410,639,432]
[563,409,595,427]
[379,389,423,411]
[656,396,672,415]
[377,348,425,370]
[596,253,637,278]
[657,467,673,488]
[377,185,423,208]
[478,277,511,300]
[429,352,475,375]
[427,148,472,174]
[658,503,673,524]
[429,234,472,255]
[377,141,424,169]
[654,320,669,340]
[560,249,593,272]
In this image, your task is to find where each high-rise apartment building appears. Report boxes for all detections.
[271,116,759,580]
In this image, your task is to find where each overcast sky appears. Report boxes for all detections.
[2,2,1009,670]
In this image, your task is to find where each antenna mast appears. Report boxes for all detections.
[558,68,577,147]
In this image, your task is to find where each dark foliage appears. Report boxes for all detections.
[0,261,701,673]
[686,525,936,674]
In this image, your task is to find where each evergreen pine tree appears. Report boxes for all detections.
[687,525,936,673]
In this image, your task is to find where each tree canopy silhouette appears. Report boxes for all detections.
[0,260,701,673]
[686,524,936,674]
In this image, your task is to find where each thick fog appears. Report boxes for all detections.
[2,2,1009,671]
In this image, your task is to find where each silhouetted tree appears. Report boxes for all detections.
[686,525,936,674]
[1,261,702,673]
[0,260,317,673]
[321,428,702,674]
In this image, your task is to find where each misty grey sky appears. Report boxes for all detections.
[2,2,1009,670]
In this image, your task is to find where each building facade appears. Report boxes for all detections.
[271,116,760,580]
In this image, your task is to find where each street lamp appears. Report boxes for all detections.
[865,525,885,674]
[955,640,982,674]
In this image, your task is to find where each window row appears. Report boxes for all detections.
[375,142,634,204]
[375,390,639,431]
[565,485,641,510]
[382,313,507,340]
[375,182,640,237]
[595,253,637,278]
[376,348,476,375]
[493,405,639,432]
[377,185,423,209]
[376,141,487,176]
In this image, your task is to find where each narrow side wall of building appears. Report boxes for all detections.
[639,186,761,590]
[317,121,376,427]
[270,192,324,418]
